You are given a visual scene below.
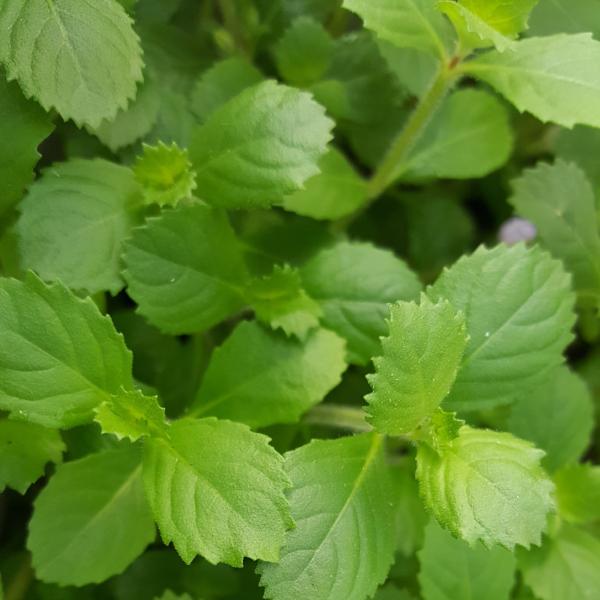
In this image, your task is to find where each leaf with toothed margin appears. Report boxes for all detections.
[0,0,143,128]
[0,273,134,428]
[427,244,576,410]
[462,34,600,128]
[189,80,333,209]
[259,433,397,600]
[416,425,555,550]
[122,203,249,335]
[366,296,468,436]
[301,241,422,365]
[142,417,292,566]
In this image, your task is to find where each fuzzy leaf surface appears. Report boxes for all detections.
[301,241,422,365]
[189,80,332,209]
[143,417,292,566]
[17,159,143,295]
[0,274,133,428]
[416,426,555,549]
[0,0,143,127]
[123,203,248,334]
[427,244,575,410]
[366,297,467,435]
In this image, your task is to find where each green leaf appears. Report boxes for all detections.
[134,142,197,207]
[366,297,467,436]
[463,34,600,128]
[259,433,397,600]
[556,126,600,189]
[518,524,600,600]
[399,88,513,181]
[508,160,600,309]
[437,2,516,52]
[0,77,53,216]
[282,148,368,220]
[154,592,193,600]
[342,0,454,58]
[301,241,422,365]
[95,388,168,442]
[189,80,333,209]
[190,57,263,123]
[427,244,576,410]
[0,0,143,127]
[189,320,346,428]
[0,274,133,428]
[418,519,516,600]
[27,446,155,585]
[416,425,555,549]
[143,417,292,566]
[16,159,143,295]
[0,420,65,494]
[274,17,333,87]
[91,74,161,152]
[507,366,593,472]
[246,265,323,339]
[122,203,248,334]
[529,0,600,38]
[554,464,600,524]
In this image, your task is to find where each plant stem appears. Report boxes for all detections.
[338,60,462,230]
[5,556,33,600]
[217,0,250,57]
[369,63,459,199]
[304,404,372,432]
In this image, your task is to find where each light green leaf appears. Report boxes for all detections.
[366,297,467,435]
[0,274,133,428]
[28,446,155,585]
[0,77,53,216]
[246,265,323,339]
[416,426,555,549]
[507,366,593,472]
[143,417,292,566]
[259,433,397,600]
[463,34,600,128]
[518,524,600,600]
[342,0,454,58]
[508,160,600,309]
[134,142,197,207]
[301,241,422,365]
[554,464,600,524]
[92,74,161,152]
[16,159,143,295]
[0,420,65,494]
[427,244,576,410]
[95,388,168,442]
[459,0,539,36]
[274,17,333,87]
[437,1,516,52]
[0,0,143,127]
[529,0,600,38]
[189,320,346,428]
[190,57,263,123]
[399,88,513,180]
[418,519,516,600]
[189,80,333,209]
[123,203,248,334]
[282,148,368,220]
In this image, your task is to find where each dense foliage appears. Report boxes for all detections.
[1,0,600,599]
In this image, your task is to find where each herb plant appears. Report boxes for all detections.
[1,1,600,599]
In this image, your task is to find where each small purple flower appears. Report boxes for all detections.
[498,217,537,245]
